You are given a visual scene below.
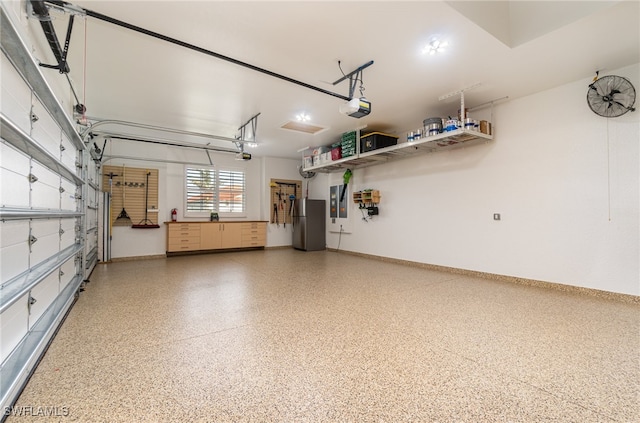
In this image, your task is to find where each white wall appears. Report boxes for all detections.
[101,140,312,256]
[326,63,639,296]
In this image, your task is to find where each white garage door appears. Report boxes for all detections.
[0,9,88,412]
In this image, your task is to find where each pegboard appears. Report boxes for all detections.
[102,165,159,227]
[270,178,302,227]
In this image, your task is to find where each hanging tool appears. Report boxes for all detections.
[289,194,296,228]
[132,171,160,228]
[114,165,132,226]
[273,202,279,227]
[270,181,278,225]
[106,172,118,239]
[340,168,353,202]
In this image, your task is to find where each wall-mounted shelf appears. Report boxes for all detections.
[353,190,380,205]
[303,128,493,173]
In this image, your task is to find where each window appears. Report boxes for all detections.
[185,166,245,215]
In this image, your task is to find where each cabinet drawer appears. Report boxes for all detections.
[242,226,265,234]
[168,235,200,244]
[241,223,266,234]
[241,233,265,242]
[169,223,200,231]
[241,238,265,247]
[167,241,201,252]
[168,228,201,238]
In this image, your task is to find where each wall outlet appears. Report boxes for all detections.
[493,213,501,221]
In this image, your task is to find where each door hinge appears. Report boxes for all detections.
[28,234,38,246]
[30,112,39,123]
[28,295,37,313]
[28,173,38,183]
[59,186,66,193]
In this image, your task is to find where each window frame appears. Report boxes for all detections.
[184,165,246,218]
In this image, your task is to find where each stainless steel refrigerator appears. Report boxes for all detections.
[292,198,326,251]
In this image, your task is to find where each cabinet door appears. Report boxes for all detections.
[200,223,222,250]
[221,223,242,248]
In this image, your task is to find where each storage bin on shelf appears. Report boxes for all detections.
[303,156,313,168]
[331,142,342,161]
[341,131,357,158]
[360,132,398,152]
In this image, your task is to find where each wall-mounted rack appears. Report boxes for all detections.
[303,128,493,173]
[353,189,380,218]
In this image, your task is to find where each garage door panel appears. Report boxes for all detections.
[87,158,97,180]
[60,218,76,250]
[1,220,30,283]
[1,54,32,134]
[0,143,31,208]
[87,185,98,209]
[60,133,77,171]
[0,168,30,208]
[28,272,59,330]
[0,224,30,286]
[30,162,60,210]
[60,179,77,211]
[59,256,76,292]
[87,212,97,231]
[85,231,98,250]
[1,142,31,171]
[0,295,29,364]
[0,220,29,249]
[30,100,61,158]
[30,219,60,266]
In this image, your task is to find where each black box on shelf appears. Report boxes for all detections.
[360,132,398,152]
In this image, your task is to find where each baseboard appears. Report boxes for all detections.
[327,249,639,305]
[106,254,166,263]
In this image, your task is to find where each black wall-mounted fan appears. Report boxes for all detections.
[587,74,636,117]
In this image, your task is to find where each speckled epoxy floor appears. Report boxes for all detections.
[7,249,640,422]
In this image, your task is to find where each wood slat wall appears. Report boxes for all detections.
[102,165,159,227]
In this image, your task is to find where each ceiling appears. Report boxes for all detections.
[41,1,639,160]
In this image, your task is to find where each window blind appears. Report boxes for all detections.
[185,167,245,213]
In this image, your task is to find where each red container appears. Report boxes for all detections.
[331,147,342,161]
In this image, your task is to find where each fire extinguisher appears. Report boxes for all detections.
[171,208,177,222]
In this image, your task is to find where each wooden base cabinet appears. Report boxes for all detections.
[167,223,201,252]
[166,221,266,254]
[241,222,266,247]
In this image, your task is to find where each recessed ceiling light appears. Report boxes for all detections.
[422,38,449,55]
[296,112,311,122]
